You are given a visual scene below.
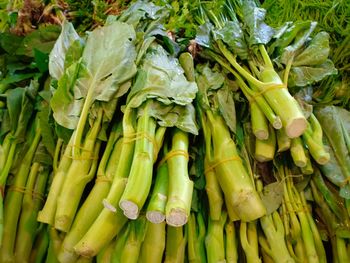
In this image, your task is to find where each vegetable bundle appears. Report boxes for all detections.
[0,0,350,262]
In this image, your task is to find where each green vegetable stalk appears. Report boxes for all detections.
[277,128,291,152]
[140,221,166,263]
[14,163,50,262]
[255,125,276,162]
[207,111,265,221]
[240,221,261,263]
[146,162,169,224]
[302,114,330,165]
[164,225,187,263]
[96,240,115,263]
[205,211,227,263]
[58,125,123,263]
[187,212,206,263]
[165,129,193,227]
[225,220,238,263]
[0,120,41,262]
[117,216,148,263]
[119,106,157,219]
[37,139,73,225]
[290,137,307,168]
[29,226,49,263]
[55,109,103,232]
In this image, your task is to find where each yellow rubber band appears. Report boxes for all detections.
[204,155,242,174]
[8,185,45,202]
[63,154,99,160]
[252,83,286,100]
[123,132,159,160]
[95,175,112,183]
[157,150,189,168]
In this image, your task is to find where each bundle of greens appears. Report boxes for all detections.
[196,63,266,222]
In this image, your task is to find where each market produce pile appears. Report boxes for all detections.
[0,0,349,262]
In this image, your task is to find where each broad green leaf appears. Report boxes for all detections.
[0,32,22,54]
[6,87,34,142]
[34,49,49,73]
[292,32,330,67]
[213,21,248,59]
[38,100,56,157]
[287,59,337,87]
[49,21,82,80]
[16,25,61,57]
[241,1,275,45]
[127,43,197,108]
[33,143,53,166]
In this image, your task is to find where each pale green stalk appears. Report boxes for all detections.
[139,221,166,263]
[146,162,168,223]
[96,240,116,263]
[0,122,41,263]
[187,213,206,263]
[55,109,103,232]
[37,138,73,225]
[240,221,261,263]
[206,110,265,221]
[251,101,269,140]
[165,129,193,227]
[277,128,291,152]
[302,114,330,165]
[290,137,307,167]
[58,127,123,263]
[205,211,227,263]
[255,125,276,162]
[225,221,238,263]
[15,164,49,262]
[119,104,157,219]
[164,225,187,263]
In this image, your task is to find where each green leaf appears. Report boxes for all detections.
[287,59,337,87]
[0,32,23,54]
[38,100,56,157]
[34,49,49,73]
[241,1,275,45]
[49,21,82,80]
[213,21,248,59]
[33,143,53,166]
[292,32,330,67]
[127,43,197,108]
[6,87,34,142]
[259,182,284,214]
[16,25,61,57]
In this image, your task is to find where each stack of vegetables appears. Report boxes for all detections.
[0,0,349,262]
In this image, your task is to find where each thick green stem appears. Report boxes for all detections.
[187,213,206,263]
[259,212,295,263]
[96,240,115,263]
[140,221,166,263]
[277,128,291,152]
[259,68,307,138]
[211,51,281,129]
[302,114,330,165]
[15,164,49,263]
[251,102,269,140]
[72,89,94,158]
[255,125,276,162]
[73,108,136,257]
[0,124,41,263]
[146,162,168,223]
[55,110,103,232]
[301,150,314,175]
[58,130,123,263]
[164,225,187,263]
[240,221,261,263]
[165,129,193,227]
[37,139,73,225]
[119,217,147,263]
[73,178,128,258]
[207,111,265,221]
[290,137,307,168]
[206,211,227,263]
[29,226,49,263]
[225,221,238,263]
[119,106,156,219]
